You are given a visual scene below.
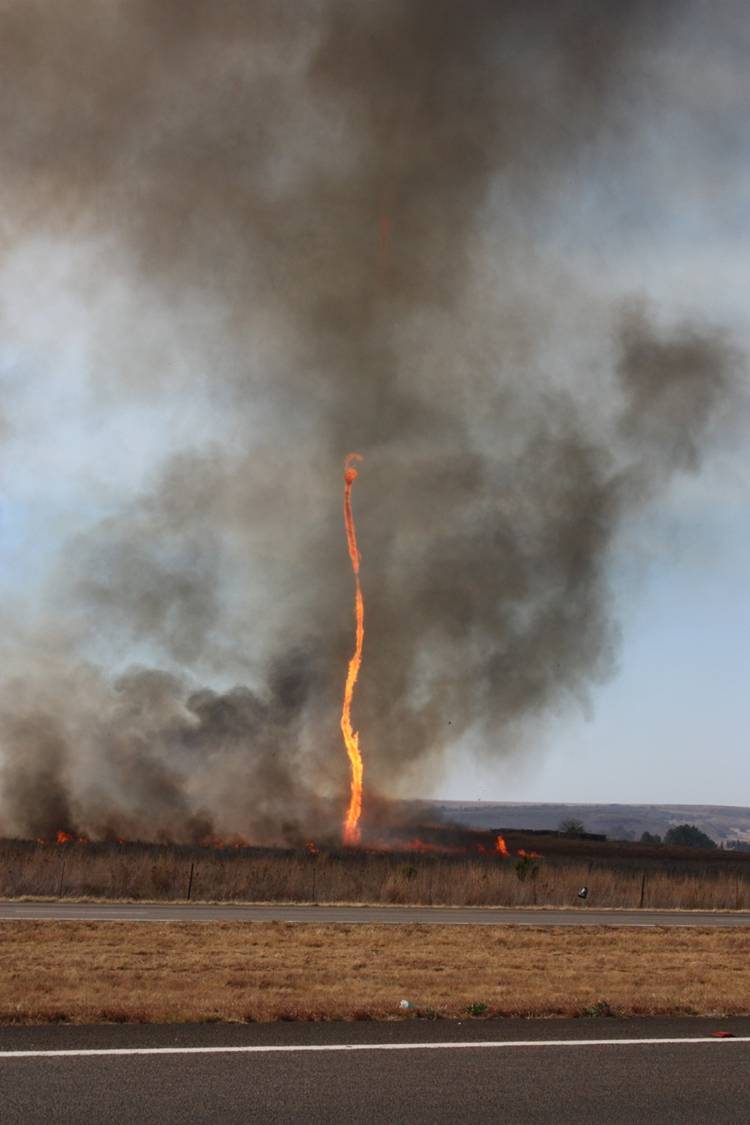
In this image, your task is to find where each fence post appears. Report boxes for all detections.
[638,871,646,909]
[186,862,194,902]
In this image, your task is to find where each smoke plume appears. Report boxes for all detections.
[0,1,742,840]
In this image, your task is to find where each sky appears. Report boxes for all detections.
[446,489,750,802]
[0,2,749,837]
[444,12,750,803]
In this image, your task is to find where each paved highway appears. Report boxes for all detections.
[3,1018,750,1123]
[2,900,750,925]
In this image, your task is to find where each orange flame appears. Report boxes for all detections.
[55,830,90,845]
[341,452,365,845]
[496,834,510,857]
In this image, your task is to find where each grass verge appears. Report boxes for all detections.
[1,922,750,1023]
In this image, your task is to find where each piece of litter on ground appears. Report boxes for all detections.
[711,1031,735,1038]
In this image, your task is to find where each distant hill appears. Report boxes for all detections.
[414,802,750,846]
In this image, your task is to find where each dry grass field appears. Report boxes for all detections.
[1,921,749,1023]
[3,838,750,910]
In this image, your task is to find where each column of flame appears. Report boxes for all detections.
[341,452,365,845]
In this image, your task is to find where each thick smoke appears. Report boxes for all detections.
[0,1,742,841]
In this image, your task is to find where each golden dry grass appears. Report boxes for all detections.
[1,921,750,1023]
[3,841,750,909]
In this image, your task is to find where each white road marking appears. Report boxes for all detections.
[0,1037,748,1059]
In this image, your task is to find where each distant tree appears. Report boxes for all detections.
[559,817,585,838]
[640,831,662,845]
[664,824,716,849]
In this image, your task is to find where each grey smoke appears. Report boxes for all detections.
[0,1,743,841]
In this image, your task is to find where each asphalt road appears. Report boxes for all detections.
[3,1018,750,1123]
[2,900,750,925]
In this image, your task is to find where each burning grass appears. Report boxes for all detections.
[1,921,750,1023]
[2,836,750,910]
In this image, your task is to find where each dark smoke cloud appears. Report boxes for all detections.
[617,305,738,477]
[1,714,74,840]
[0,1,742,840]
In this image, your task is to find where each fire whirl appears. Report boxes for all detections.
[341,452,365,845]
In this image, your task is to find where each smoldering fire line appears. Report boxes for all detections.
[0,2,744,843]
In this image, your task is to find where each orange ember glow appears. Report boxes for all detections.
[496,834,510,857]
[341,452,365,845]
[400,838,464,855]
[54,830,90,845]
[199,836,249,850]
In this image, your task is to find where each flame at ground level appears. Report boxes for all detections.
[52,830,90,846]
[28,824,544,861]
